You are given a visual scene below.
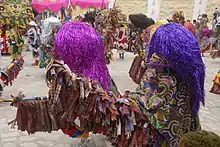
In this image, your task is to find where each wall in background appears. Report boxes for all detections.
[116,0,220,20]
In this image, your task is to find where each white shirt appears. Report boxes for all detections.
[216,16,220,26]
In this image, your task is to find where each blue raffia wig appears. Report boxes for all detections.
[147,23,205,113]
[55,21,111,90]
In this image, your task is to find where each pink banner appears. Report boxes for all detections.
[71,0,109,8]
[32,0,69,13]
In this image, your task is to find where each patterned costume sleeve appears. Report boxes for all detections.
[146,75,176,111]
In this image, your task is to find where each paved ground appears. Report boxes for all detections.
[0,51,219,147]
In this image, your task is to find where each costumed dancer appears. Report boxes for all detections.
[169,11,196,35]
[8,30,24,59]
[38,16,61,68]
[128,14,155,57]
[210,36,220,59]
[198,28,212,56]
[10,21,120,144]
[127,25,137,52]
[210,9,220,59]
[210,70,220,95]
[8,22,205,147]
[0,36,3,58]
[197,14,209,31]
[142,18,167,58]
[0,28,24,95]
[129,23,204,146]
[27,21,41,66]
[95,8,123,64]
[83,11,96,27]
[0,56,24,96]
[196,14,212,56]
[0,24,9,54]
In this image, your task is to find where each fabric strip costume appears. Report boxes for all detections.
[9,22,205,147]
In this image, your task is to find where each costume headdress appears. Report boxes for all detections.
[55,22,111,90]
[172,11,184,22]
[144,18,167,44]
[147,23,205,113]
[143,18,167,56]
[95,8,122,33]
[129,14,155,30]
[41,16,61,46]
[84,11,96,27]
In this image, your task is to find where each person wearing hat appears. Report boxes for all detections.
[27,20,41,66]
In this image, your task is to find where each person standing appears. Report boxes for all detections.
[27,21,41,66]
[117,25,127,59]
[0,37,3,58]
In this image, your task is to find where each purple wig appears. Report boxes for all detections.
[55,21,111,90]
[147,23,205,114]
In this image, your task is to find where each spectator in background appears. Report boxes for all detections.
[193,19,197,26]
[27,21,41,66]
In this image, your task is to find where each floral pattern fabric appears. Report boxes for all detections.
[130,72,201,147]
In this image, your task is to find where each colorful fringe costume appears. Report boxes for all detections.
[210,70,220,95]
[198,28,212,54]
[0,24,9,54]
[0,57,24,95]
[95,8,123,64]
[8,30,24,59]
[0,0,33,94]
[39,16,61,68]
[10,22,205,147]
[128,14,155,57]
[0,0,33,54]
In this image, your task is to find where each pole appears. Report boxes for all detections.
[193,0,207,20]
[102,0,104,9]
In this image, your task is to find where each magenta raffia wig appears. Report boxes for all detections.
[55,21,111,90]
